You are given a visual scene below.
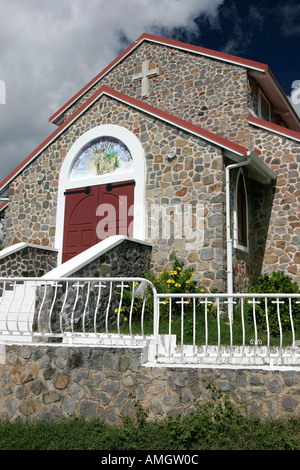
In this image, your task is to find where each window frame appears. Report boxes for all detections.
[258,88,271,122]
[55,124,145,265]
[233,169,249,252]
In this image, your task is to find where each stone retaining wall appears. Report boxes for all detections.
[0,344,299,423]
[0,245,58,278]
[70,238,152,278]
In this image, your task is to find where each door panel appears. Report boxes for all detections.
[101,182,134,237]
[62,181,134,262]
[63,186,98,263]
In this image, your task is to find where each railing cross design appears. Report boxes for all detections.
[0,278,299,366]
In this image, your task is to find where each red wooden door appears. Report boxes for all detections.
[62,181,134,263]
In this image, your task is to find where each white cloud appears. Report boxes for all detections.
[0,0,223,180]
[279,2,300,37]
[288,80,300,119]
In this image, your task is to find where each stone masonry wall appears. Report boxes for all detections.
[58,40,300,288]
[233,126,300,287]
[70,239,152,279]
[2,38,299,288]
[0,344,299,423]
[0,245,58,278]
[62,41,249,145]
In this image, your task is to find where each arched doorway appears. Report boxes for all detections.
[55,125,145,264]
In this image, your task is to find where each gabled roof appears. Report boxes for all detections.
[0,86,255,192]
[49,33,300,132]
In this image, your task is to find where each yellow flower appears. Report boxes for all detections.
[186,280,191,284]
[167,279,175,284]
[115,308,119,313]
[170,270,177,275]
[200,288,205,292]
[175,283,181,288]
[176,266,181,271]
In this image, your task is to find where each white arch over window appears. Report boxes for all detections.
[55,124,145,263]
[233,168,249,252]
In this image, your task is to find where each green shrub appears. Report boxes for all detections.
[117,256,211,325]
[247,271,300,336]
[145,256,203,317]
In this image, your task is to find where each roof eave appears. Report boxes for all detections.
[248,113,300,141]
[249,69,300,132]
[0,86,249,192]
[224,148,276,185]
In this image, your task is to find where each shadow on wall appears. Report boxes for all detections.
[234,178,276,291]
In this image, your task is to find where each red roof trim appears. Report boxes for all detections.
[248,113,300,141]
[49,33,269,125]
[0,86,248,191]
[142,33,268,71]
[0,201,8,212]
[0,123,69,190]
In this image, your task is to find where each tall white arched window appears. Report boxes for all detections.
[233,169,249,251]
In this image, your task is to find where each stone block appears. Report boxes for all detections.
[201,248,214,261]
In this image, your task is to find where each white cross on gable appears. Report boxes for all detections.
[132,60,159,98]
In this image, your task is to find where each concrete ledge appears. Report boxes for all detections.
[43,236,152,278]
[0,243,58,259]
[0,243,58,278]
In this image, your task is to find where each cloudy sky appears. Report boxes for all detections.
[0,0,300,183]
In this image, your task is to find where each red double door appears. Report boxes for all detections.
[62,180,135,263]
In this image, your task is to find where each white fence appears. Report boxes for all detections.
[0,277,156,346]
[0,277,299,367]
[155,292,300,366]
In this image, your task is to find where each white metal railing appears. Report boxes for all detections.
[154,293,300,366]
[0,277,157,348]
[0,278,299,366]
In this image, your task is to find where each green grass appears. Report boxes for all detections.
[0,387,299,450]
[116,303,299,349]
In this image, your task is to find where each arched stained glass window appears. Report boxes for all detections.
[70,136,133,180]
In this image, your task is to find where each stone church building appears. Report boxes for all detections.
[0,33,299,294]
